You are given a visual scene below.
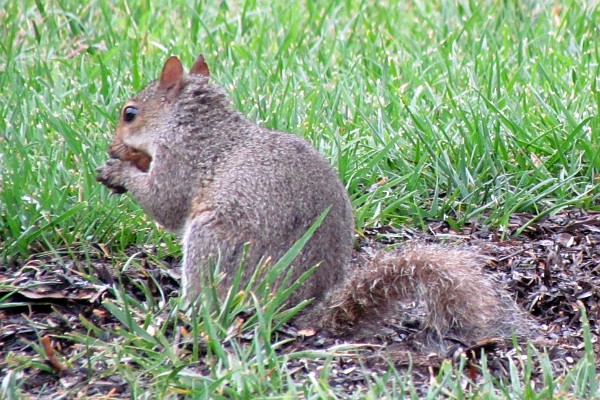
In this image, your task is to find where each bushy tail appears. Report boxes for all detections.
[319,244,532,349]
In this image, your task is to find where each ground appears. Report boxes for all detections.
[1,210,599,398]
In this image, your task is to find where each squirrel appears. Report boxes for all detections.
[96,55,532,350]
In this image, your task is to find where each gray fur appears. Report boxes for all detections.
[97,56,532,349]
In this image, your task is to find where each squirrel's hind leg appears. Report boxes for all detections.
[180,212,249,307]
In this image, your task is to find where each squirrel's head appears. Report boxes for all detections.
[109,55,211,171]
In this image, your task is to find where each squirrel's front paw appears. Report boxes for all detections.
[96,158,128,194]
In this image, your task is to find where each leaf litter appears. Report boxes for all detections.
[0,210,598,398]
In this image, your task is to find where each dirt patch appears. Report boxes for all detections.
[1,210,599,397]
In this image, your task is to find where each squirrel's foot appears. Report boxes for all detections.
[96,158,129,194]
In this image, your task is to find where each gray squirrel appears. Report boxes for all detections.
[97,55,531,349]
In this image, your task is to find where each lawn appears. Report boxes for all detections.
[0,0,598,398]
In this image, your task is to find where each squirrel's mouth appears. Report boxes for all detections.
[108,140,153,172]
[108,140,129,159]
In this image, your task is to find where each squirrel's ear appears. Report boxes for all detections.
[190,54,210,78]
[159,56,184,91]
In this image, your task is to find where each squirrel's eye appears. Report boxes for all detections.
[122,106,138,123]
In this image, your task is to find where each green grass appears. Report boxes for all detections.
[0,0,599,398]
[1,0,598,257]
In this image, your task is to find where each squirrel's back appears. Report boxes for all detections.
[194,127,355,305]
